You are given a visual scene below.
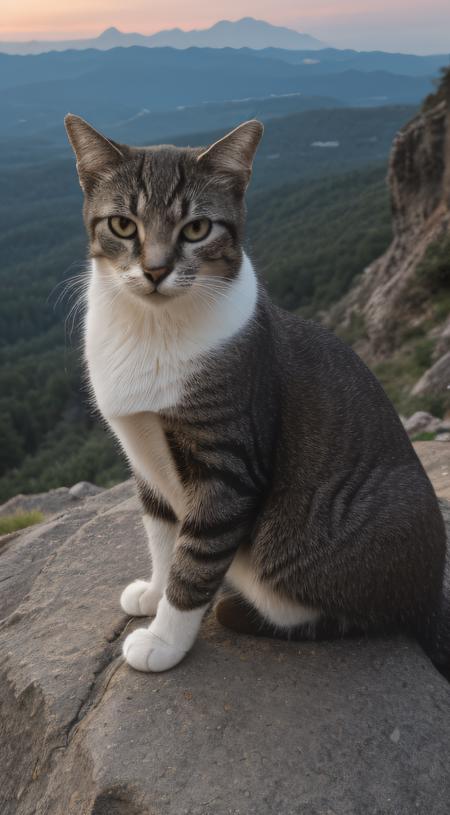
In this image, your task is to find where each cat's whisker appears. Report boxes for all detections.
[50,272,92,308]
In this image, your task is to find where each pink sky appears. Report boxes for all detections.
[2,0,450,53]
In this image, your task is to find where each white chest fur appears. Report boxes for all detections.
[85,254,257,419]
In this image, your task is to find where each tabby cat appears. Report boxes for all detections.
[65,114,449,674]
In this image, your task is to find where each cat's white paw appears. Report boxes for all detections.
[120,580,161,617]
[123,628,186,672]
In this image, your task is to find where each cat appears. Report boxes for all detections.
[65,113,449,675]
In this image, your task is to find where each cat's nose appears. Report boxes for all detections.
[143,266,171,285]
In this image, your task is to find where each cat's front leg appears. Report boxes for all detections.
[123,506,253,672]
[120,515,179,616]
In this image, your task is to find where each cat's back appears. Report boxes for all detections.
[265,301,419,468]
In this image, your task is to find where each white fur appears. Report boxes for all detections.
[227,548,320,628]
[110,412,186,518]
[85,252,258,418]
[120,516,179,616]
[123,595,207,672]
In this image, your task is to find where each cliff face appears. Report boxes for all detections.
[330,70,450,373]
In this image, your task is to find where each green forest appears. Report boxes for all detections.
[0,103,416,502]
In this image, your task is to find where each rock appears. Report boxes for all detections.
[0,482,104,519]
[326,71,450,359]
[413,441,450,499]
[403,411,441,435]
[436,432,450,442]
[0,479,449,814]
[411,351,450,397]
[433,314,450,358]
[68,481,104,500]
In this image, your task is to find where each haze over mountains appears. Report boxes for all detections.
[0,13,449,498]
[0,14,447,146]
[1,44,447,149]
[0,18,326,55]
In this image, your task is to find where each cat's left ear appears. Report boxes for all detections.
[64,113,128,192]
[197,120,263,187]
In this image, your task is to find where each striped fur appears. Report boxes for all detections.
[66,115,449,675]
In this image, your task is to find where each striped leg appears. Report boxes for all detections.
[123,502,254,672]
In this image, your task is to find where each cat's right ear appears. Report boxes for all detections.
[64,114,126,192]
[197,120,263,189]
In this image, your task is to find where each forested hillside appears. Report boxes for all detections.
[0,103,411,501]
[0,170,390,500]
[250,166,391,312]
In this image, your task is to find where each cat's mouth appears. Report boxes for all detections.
[121,278,174,303]
[140,285,185,305]
[145,289,169,301]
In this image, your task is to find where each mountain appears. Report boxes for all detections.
[0,46,434,145]
[0,18,326,56]
[0,101,416,500]
[0,162,392,502]
[250,47,450,77]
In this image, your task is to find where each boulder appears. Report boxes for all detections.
[403,410,441,435]
[69,481,104,500]
[0,481,449,815]
[0,481,104,519]
[411,350,450,397]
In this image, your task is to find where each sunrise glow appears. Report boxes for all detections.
[2,0,450,53]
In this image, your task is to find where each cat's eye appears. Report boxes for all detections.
[181,218,212,243]
[108,216,137,239]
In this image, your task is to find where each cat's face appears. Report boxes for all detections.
[65,116,263,307]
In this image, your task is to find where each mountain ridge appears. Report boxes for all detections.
[0,17,326,55]
[0,46,435,143]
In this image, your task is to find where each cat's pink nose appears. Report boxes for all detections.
[143,266,171,285]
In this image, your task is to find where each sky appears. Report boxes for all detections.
[2,0,450,54]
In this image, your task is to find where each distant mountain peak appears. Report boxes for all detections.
[0,17,327,56]
[98,27,122,38]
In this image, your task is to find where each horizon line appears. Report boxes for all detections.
[1,16,307,44]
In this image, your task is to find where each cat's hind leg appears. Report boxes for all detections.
[224,546,320,633]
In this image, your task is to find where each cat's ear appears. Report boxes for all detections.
[64,114,127,192]
[197,120,263,186]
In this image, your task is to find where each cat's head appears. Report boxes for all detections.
[65,115,263,307]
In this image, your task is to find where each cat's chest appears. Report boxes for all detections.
[85,310,197,418]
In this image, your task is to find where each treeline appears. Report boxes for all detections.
[0,157,392,501]
[249,165,391,312]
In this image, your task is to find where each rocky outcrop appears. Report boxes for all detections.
[0,471,449,814]
[411,350,450,396]
[329,70,450,365]
[0,481,104,519]
[403,410,442,434]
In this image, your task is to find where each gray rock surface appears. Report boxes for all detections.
[1,481,449,815]
[69,480,105,500]
[414,441,450,499]
[412,350,450,397]
[403,410,441,435]
[0,481,104,518]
